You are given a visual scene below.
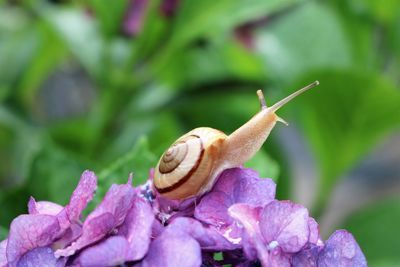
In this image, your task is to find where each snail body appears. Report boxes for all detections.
[153,81,319,200]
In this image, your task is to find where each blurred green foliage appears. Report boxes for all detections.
[343,196,400,267]
[0,0,400,265]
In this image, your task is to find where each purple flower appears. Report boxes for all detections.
[122,0,149,37]
[0,240,7,267]
[18,247,66,267]
[6,214,61,266]
[141,230,201,267]
[0,167,367,266]
[260,200,310,253]
[76,236,129,266]
[71,195,154,266]
[228,203,266,262]
[194,168,276,249]
[234,17,269,49]
[117,196,154,261]
[195,168,275,227]
[0,170,97,267]
[160,0,180,17]
[165,217,238,251]
[293,244,321,267]
[55,178,136,257]
[317,230,367,267]
[28,199,63,216]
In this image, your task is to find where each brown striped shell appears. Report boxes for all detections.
[153,127,227,200]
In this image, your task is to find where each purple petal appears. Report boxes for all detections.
[228,204,267,263]
[55,213,114,257]
[141,231,201,267]
[234,25,255,50]
[151,219,164,239]
[28,198,63,216]
[166,217,238,251]
[234,173,276,206]
[318,230,367,267]
[118,197,154,261]
[154,193,197,223]
[235,262,256,267]
[122,0,149,37]
[17,247,65,267]
[292,245,320,267]
[260,200,309,253]
[6,215,60,265]
[213,168,276,206]
[228,204,260,237]
[195,168,275,227]
[56,179,135,257]
[268,247,292,267]
[160,0,180,17]
[0,239,7,267]
[53,223,82,250]
[308,217,323,246]
[222,250,250,266]
[195,191,233,227]
[240,233,258,262]
[65,170,97,225]
[85,182,135,227]
[76,236,129,267]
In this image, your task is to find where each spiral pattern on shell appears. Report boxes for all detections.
[159,141,189,173]
[153,128,227,200]
[155,135,204,193]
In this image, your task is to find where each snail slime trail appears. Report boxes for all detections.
[153,81,320,200]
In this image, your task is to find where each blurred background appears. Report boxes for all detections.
[0,0,399,265]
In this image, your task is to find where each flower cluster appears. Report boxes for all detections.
[0,168,367,266]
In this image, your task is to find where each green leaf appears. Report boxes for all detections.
[41,8,103,78]
[341,197,400,266]
[102,111,182,161]
[0,8,41,100]
[176,89,260,134]
[0,107,43,188]
[255,1,351,84]
[0,225,7,240]
[346,0,400,25]
[371,261,400,267]
[16,22,67,108]
[95,136,157,204]
[295,70,400,212]
[151,0,303,74]
[170,0,303,48]
[0,106,26,130]
[27,143,87,205]
[162,38,266,88]
[244,148,280,182]
[0,187,31,228]
[87,0,129,37]
[214,252,223,261]
[130,0,169,61]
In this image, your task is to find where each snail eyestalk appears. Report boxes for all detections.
[276,116,289,126]
[257,90,267,110]
[270,81,319,113]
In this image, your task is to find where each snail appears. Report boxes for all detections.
[153,81,319,200]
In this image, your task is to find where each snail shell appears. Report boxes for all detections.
[153,81,319,200]
[154,128,226,200]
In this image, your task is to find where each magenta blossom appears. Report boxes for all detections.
[0,168,367,266]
